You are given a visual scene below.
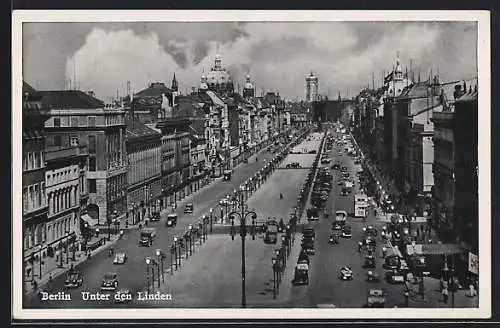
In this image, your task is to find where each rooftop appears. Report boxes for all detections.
[31,90,105,109]
[125,116,161,141]
[135,82,172,98]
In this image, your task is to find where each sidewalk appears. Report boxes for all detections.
[24,233,121,295]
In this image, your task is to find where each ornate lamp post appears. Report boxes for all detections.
[188,225,194,255]
[145,257,152,293]
[228,190,257,308]
[155,249,164,285]
[209,208,214,233]
[272,257,278,299]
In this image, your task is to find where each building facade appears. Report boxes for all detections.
[22,83,50,280]
[126,116,162,224]
[41,91,127,225]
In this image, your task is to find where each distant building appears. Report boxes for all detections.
[206,53,234,96]
[305,71,319,102]
[125,116,162,224]
[132,82,173,123]
[41,90,127,226]
[242,75,255,99]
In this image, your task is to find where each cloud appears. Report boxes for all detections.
[23,21,477,101]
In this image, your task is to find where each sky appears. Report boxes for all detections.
[22,21,478,102]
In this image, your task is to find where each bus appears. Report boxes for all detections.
[354,193,369,218]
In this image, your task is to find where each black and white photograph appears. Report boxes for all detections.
[12,10,490,320]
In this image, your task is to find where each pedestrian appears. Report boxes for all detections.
[442,287,449,304]
[48,274,53,284]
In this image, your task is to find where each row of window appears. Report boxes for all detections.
[23,182,47,214]
[23,151,44,171]
[48,185,79,216]
[54,116,96,128]
[24,216,78,249]
[46,167,79,186]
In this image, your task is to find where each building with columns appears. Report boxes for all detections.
[41,90,127,226]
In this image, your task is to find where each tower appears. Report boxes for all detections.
[305,71,319,102]
[243,74,255,98]
[171,73,178,92]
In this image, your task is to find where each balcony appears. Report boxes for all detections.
[45,145,88,162]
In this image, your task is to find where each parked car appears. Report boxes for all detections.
[341,225,352,238]
[165,213,178,227]
[385,269,405,284]
[292,262,310,285]
[100,272,119,291]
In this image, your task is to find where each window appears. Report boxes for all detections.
[41,182,46,205]
[88,116,96,127]
[34,152,40,168]
[29,185,34,209]
[54,117,60,127]
[40,151,44,167]
[54,135,62,147]
[61,117,69,126]
[88,135,96,154]
[35,184,40,207]
[27,152,33,170]
[89,179,97,193]
[70,117,78,127]
[89,157,96,171]
[23,187,28,212]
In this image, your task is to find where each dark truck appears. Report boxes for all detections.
[139,227,156,247]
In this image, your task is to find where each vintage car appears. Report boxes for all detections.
[292,263,310,285]
[366,271,381,283]
[165,213,178,227]
[306,207,320,221]
[363,226,378,237]
[150,211,161,222]
[339,266,354,280]
[321,158,331,164]
[362,255,376,269]
[113,252,128,265]
[184,203,194,214]
[100,272,119,291]
[385,269,406,284]
[328,233,339,245]
[64,271,83,288]
[367,289,386,308]
[341,225,352,238]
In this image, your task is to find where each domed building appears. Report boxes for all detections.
[206,53,234,95]
[242,75,255,99]
[199,74,209,92]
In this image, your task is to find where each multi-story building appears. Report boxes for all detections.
[132,82,173,124]
[125,115,162,224]
[206,53,234,96]
[242,75,255,99]
[41,90,127,225]
[453,86,478,252]
[22,82,50,281]
[44,144,87,259]
[156,118,192,206]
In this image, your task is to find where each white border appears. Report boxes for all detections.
[12,10,491,320]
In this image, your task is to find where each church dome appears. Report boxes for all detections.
[244,75,254,90]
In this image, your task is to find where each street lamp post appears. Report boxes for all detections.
[145,257,151,293]
[272,257,278,299]
[65,231,70,264]
[170,245,175,275]
[39,241,44,279]
[198,222,203,245]
[188,225,194,254]
[209,208,214,233]
[229,190,257,308]
[155,249,163,286]
[274,249,281,286]
[173,236,179,270]
[71,234,76,261]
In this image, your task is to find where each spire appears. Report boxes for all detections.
[172,73,178,92]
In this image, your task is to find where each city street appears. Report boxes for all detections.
[24,133,303,308]
[287,132,407,307]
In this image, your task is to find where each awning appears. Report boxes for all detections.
[81,214,99,227]
[420,243,462,255]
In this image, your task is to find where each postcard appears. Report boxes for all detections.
[12,10,491,321]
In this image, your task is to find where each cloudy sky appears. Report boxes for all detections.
[23,21,477,102]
